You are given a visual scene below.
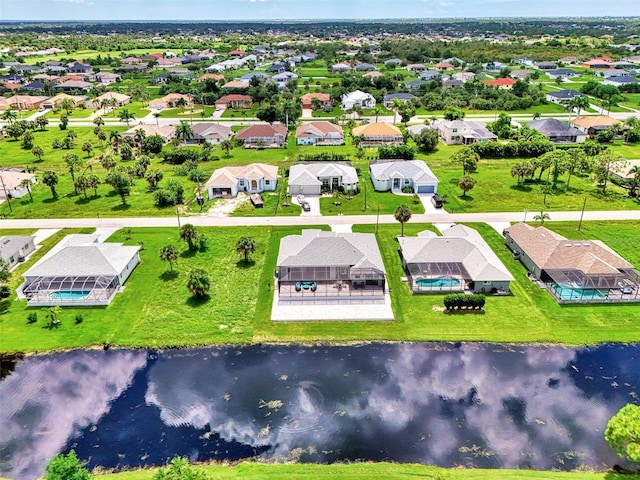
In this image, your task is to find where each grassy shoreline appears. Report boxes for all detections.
[84,461,640,480]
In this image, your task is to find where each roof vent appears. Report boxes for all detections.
[583,243,591,246]
[574,243,582,247]
[564,243,572,247]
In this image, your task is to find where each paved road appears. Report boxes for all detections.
[1,209,639,230]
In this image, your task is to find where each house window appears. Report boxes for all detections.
[239,180,245,186]
[452,128,458,133]
[265,180,270,185]
[483,281,492,285]
[338,267,349,279]
[405,179,410,184]
[10,256,15,263]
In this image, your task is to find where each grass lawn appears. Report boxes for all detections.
[45,108,94,119]
[422,148,640,213]
[0,226,271,353]
[221,105,259,119]
[93,462,634,480]
[230,175,302,217]
[312,105,343,117]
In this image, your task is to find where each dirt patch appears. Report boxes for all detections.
[206,192,250,217]
[178,109,203,116]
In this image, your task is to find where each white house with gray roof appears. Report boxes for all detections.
[398,225,513,294]
[276,230,386,301]
[437,120,497,145]
[0,235,36,269]
[369,159,439,194]
[20,234,140,306]
[288,163,358,195]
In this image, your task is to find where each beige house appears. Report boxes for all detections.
[149,93,192,110]
[205,163,278,199]
[122,125,176,143]
[89,92,131,109]
[41,93,88,110]
[0,169,37,199]
[352,123,403,146]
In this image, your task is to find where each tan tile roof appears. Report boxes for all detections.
[205,163,278,188]
[295,121,343,138]
[506,223,633,274]
[122,124,175,139]
[300,93,331,103]
[221,80,250,89]
[236,123,287,139]
[352,123,402,137]
[571,115,619,129]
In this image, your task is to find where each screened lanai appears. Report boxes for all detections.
[23,274,120,306]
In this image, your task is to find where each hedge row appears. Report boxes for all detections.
[443,293,486,310]
[297,152,350,162]
[470,140,554,158]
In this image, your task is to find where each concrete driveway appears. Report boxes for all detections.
[419,194,448,215]
[292,195,322,216]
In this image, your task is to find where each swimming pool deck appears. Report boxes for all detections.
[271,290,394,321]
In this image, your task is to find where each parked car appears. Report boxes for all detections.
[297,194,305,203]
[301,201,311,212]
[431,194,443,208]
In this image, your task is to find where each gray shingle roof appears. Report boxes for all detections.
[277,230,385,272]
[0,236,35,261]
[529,118,584,137]
[289,163,358,187]
[370,160,439,185]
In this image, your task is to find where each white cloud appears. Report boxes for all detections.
[53,0,95,5]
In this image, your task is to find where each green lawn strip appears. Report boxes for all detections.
[93,462,634,480]
[0,226,271,353]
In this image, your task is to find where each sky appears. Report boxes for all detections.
[1,0,640,21]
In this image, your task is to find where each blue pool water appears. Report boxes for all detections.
[553,284,607,300]
[416,276,461,288]
[49,290,91,301]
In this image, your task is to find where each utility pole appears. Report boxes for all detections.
[176,206,181,228]
[578,197,587,231]
[0,170,13,213]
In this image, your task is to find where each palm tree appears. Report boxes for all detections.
[533,210,550,225]
[391,98,403,125]
[93,116,105,127]
[101,155,116,171]
[175,97,188,112]
[373,105,384,123]
[623,116,640,143]
[220,139,233,157]
[572,95,591,118]
[118,108,135,126]
[109,130,122,150]
[186,268,210,298]
[81,141,94,158]
[60,98,75,115]
[175,121,194,145]
[31,145,44,162]
[394,204,412,237]
[19,178,33,201]
[532,112,541,121]
[236,236,256,264]
[2,109,17,124]
[35,115,48,131]
[153,112,161,127]
[134,128,146,147]
[41,170,59,199]
[86,173,101,196]
[179,223,198,251]
[159,244,179,272]
[75,174,90,199]
[63,153,83,193]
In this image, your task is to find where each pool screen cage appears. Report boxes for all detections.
[544,269,626,289]
[23,274,119,305]
[407,262,469,279]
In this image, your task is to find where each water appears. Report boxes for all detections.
[48,290,91,301]
[553,284,607,301]
[416,276,461,288]
[1,343,639,479]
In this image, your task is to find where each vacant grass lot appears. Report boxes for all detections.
[94,462,635,480]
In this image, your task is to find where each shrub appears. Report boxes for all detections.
[162,148,201,165]
[378,144,415,160]
[443,293,486,310]
[297,152,350,162]
[0,285,11,299]
[74,314,83,324]
[154,180,185,206]
[470,139,554,158]
[27,312,38,324]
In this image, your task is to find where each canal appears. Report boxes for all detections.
[1,343,638,479]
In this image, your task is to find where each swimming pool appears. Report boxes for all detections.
[416,276,461,288]
[49,290,91,301]
[552,284,607,301]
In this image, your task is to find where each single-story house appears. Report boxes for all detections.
[369,159,439,194]
[22,81,47,92]
[536,61,558,70]
[352,123,403,146]
[510,69,532,81]
[240,72,269,82]
[571,115,620,135]
[363,71,384,80]
[214,94,253,109]
[94,72,122,84]
[452,71,476,82]
[198,73,225,82]
[220,80,250,90]
[604,75,639,87]
[483,78,516,89]
[40,93,87,110]
[204,163,278,199]
[122,124,175,143]
[599,69,629,78]
[528,118,587,143]
[419,71,443,81]
[442,79,464,88]
[67,62,93,75]
[582,58,613,69]
[55,80,92,92]
[0,235,36,269]
[382,93,417,107]
[149,93,192,110]
[406,64,427,72]
[505,222,640,304]
[354,63,376,72]
[0,169,37,199]
[272,71,299,88]
[266,63,286,74]
[545,89,585,104]
[341,90,376,110]
[0,95,48,111]
[191,123,232,144]
[399,225,514,294]
[482,61,507,71]
[236,123,288,148]
[609,159,640,181]
[437,120,497,145]
[88,92,130,109]
[276,229,386,300]
[405,80,428,90]
[19,234,141,306]
[300,92,332,109]
[295,121,344,146]
[434,61,454,71]
[331,63,352,73]
[288,163,358,195]
[546,69,579,80]
[385,58,403,66]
